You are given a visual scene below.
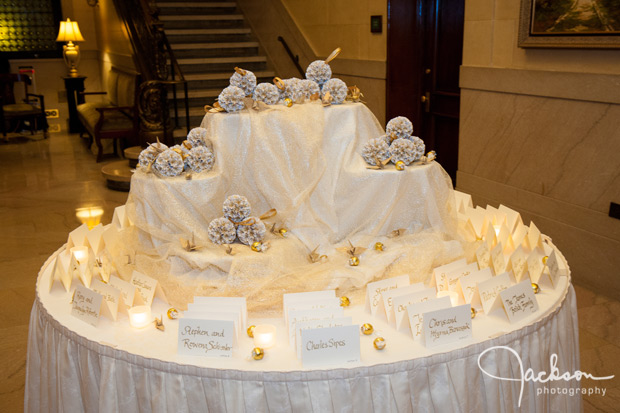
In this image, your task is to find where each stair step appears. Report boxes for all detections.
[184,70,275,81]
[169,89,221,99]
[171,41,259,50]
[157,2,236,7]
[166,28,251,35]
[176,55,266,65]
[159,14,243,21]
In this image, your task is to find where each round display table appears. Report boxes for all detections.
[25,244,581,412]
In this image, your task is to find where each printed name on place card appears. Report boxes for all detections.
[423,304,472,347]
[457,267,493,311]
[491,242,508,275]
[509,246,529,283]
[381,282,426,324]
[365,275,410,318]
[108,275,142,308]
[295,316,352,359]
[430,259,466,293]
[475,242,491,270]
[499,280,539,323]
[283,290,335,322]
[526,248,546,284]
[300,324,360,368]
[178,318,234,357]
[545,250,562,288]
[406,296,451,340]
[130,271,168,307]
[286,297,342,325]
[182,310,240,341]
[392,287,439,332]
[71,284,104,327]
[478,272,512,315]
[288,307,344,348]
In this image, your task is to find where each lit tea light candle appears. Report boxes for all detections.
[128,305,152,329]
[437,290,459,307]
[70,246,88,264]
[253,324,276,349]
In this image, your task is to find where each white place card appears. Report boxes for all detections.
[393,287,440,332]
[457,267,493,310]
[50,251,72,292]
[431,259,466,292]
[498,204,523,233]
[101,225,120,253]
[527,248,546,283]
[70,253,93,289]
[484,224,497,249]
[406,296,451,340]
[193,296,248,329]
[491,242,508,274]
[365,275,410,317]
[112,205,131,229]
[545,250,562,287]
[475,241,491,270]
[295,316,352,358]
[300,324,360,367]
[286,297,342,325]
[108,275,142,308]
[510,246,529,283]
[90,278,125,321]
[512,222,529,249]
[67,224,89,251]
[423,304,472,347]
[183,310,240,341]
[283,290,335,321]
[527,221,543,251]
[381,282,426,324]
[499,280,539,323]
[445,262,479,293]
[454,190,473,212]
[288,307,344,347]
[71,284,104,327]
[458,218,478,242]
[85,224,105,255]
[130,271,168,307]
[465,207,485,238]
[178,318,234,357]
[478,272,512,314]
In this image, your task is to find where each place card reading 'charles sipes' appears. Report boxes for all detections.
[300,325,360,367]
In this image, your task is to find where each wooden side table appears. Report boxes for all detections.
[63,76,86,133]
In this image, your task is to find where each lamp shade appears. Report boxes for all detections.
[56,19,85,42]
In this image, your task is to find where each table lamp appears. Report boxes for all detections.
[56,18,85,77]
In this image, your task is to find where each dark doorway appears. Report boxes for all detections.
[386,0,465,184]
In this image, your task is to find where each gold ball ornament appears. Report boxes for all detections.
[542,256,549,265]
[340,296,350,307]
[361,323,374,335]
[373,337,386,350]
[251,347,264,360]
[374,242,384,251]
[284,98,293,107]
[278,228,288,236]
[471,307,477,319]
[247,325,256,338]
[167,308,179,320]
[395,161,406,171]
[532,283,540,294]
[251,242,262,252]
[349,256,360,266]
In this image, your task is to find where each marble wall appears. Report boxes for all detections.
[459,0,620,297]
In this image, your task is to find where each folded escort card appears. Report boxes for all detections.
[300,324,360,367]
[445,262,479,293]
[283,290,336,323]
[457,267,493,311]
[191,296,248,330]
[475,242,491,270]
[365,275,410,318]
[295,316,352,358]
[478,272,512,315]
[498,280,539,323]
[380,282,426,324]
[108,275,142,308]
[178,318,234,357]
[430,259,466,293]
[288,307,344,348]
[423,304,472,347]
[510,246,529,283]
[71,284,105,327]
[406,296,451,340]
[90,278,126,321]
[392,287,438,331]
[50,250,72,292]
[129,271,168,308]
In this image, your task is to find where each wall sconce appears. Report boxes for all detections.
[56,18,85,78]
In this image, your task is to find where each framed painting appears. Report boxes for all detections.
[518,0,620,48]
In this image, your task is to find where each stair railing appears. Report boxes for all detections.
[277,36,304,77]
[111,0,190,145]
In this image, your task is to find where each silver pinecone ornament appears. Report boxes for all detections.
[321,78,347,104]
[208,217,237,245]
[187,146,215,173]
[390,138,417,165]
[230,67,257,96]
[253,83,280,105]
[386,116,413,140]
[223,195,251,223]
[187,127,209,148]
[410,136,426,161]
[138,141,168,169]
[218,85,246,112]
[306,60,332,86]
[362,137,391,166]
[237,218,267,245]
[154,148,184,177]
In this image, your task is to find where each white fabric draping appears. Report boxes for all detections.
[25,252,581,412]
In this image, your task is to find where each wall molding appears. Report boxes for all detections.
[460,66,620,105]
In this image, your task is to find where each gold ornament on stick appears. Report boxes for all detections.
[247,325,256,338]
[251,347,264,360]
[269,223,288,237]
[419,150,437,164]
[338,240,367,266]
[373,337,386,350]
[532,283,540,294]
[340,296,350,307]
[374,242,384,251]
[284,98,293,107]
[167,308,179,320]
[395,161,406,171]
[361,323,374,335]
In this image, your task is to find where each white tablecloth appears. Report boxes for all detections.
[25,248,582,412]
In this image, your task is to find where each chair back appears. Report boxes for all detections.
[0,73,32,105]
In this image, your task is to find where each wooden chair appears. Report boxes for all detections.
[77,67,140,162]
[0,73,49,139]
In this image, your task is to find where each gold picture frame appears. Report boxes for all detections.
[518,0,620,48]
